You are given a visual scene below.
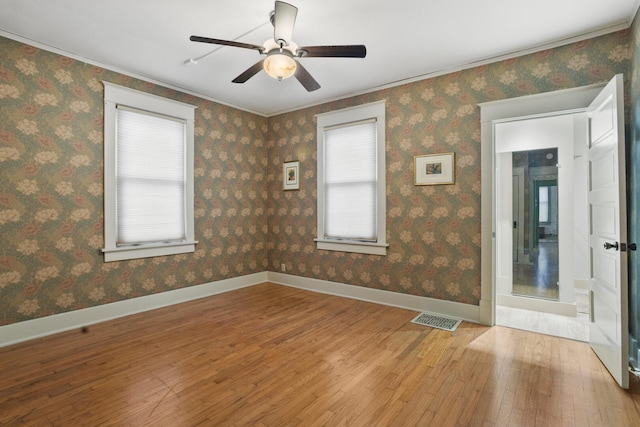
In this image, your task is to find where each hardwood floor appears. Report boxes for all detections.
[1,282,639,426]
[513,240,559,300]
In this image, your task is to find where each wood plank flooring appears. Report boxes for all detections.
[1,282,639,426]
[512,241,559,300]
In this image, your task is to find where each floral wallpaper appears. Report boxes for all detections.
[0,28,633,326]
[0,36,269,325]
[266,30,631,306]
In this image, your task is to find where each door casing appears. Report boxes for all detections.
[479,83,606,326]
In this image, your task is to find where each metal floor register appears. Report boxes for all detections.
[410,313,462,332]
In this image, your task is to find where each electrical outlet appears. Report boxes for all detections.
[281,263,286,272]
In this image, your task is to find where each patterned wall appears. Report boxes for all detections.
[0,36,269,325]
[267,30,631,306]
[0,29,632,326]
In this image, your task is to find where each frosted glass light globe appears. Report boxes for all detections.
[264,51,297,80]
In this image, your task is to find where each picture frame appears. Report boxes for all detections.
[283,160,300,191]
[414,152,455,185]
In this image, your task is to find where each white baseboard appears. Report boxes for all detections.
[574,278,590,290]
[1,271,481,348]
[267,272,480,324]
[0,272,268,348]
[496,293,577,317]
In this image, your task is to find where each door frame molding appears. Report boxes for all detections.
[478,83,605,325]
[512,168,526,263]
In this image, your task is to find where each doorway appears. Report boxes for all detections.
[512,151,559,301]
[479,76,630,388]
[492,113,589,341]
[493,112,585,314]
[478,84,603,327]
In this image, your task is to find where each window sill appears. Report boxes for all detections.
[102,241,198,262]
[315,238,388,256]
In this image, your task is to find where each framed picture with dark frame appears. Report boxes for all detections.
[414,152,455,185]
[283,160,300,191]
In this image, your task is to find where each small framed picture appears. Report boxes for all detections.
[283,160,300,191]
[414,152,455,185]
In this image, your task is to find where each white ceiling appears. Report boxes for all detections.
[1,0,638,116]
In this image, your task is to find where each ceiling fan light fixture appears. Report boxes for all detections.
[189,2,365,91]
[264,49,297,80]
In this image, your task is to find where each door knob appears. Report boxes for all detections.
[629,243,637,251]
[604,241,619,251]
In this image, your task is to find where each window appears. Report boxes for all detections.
[102,82,197,262]
[316,101,387,255]
[539,186,550,223]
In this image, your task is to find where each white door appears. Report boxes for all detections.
[588,74,629,389]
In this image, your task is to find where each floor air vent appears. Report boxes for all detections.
[410,313,461,332]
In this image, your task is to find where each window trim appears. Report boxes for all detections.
[102,82,197,262]
[315,100,387,255]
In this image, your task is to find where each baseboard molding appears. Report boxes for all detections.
[574,278,590,290]
[267,272,480,324]
[0,272,268,348]
[1,271,481,348]
[496,293,577,317]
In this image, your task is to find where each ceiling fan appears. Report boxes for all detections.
[189,1,366,92]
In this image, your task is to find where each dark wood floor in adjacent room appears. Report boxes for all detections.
[1,282,639,426]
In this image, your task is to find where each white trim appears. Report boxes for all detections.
[496,294,577,317]
[103,81,197,116]
[315,100,386,119]
[0,272,268,348]
[316,100,387,255]
[479,83,605,122]
[102,241,199,262]
[102,82,197,262]
[0,271,479,348]
[479,83,606,326]
[0,271,480,348]
[574,278,590,290]
[314,239,388,255]
[263,23,632,117]
[267,272,480,324]
[0,30,267,117]
[1,18,634,118]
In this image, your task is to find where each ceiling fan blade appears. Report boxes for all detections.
[273,1,298,46]
[294,61,320,92]
[298,45,367,58]
[232,60,265,83]
[190,35,264,52]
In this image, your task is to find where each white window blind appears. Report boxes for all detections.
[116,107,186,245]
[316,100,386,255]
[323,120,377,241]
[539,186,549,223]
